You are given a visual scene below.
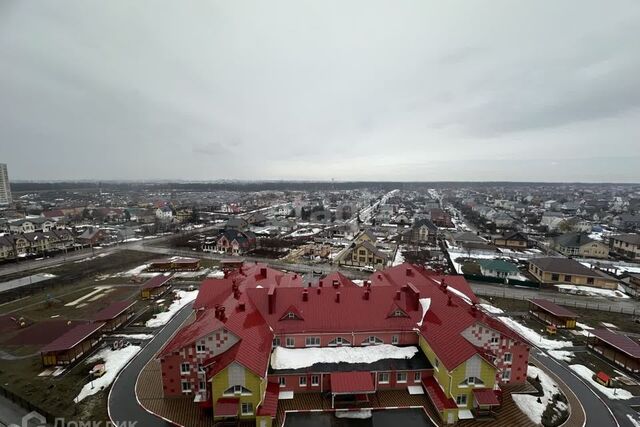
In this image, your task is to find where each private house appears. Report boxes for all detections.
[623,273,640,298]
[224,217,249,230]
[76,227,106,246]
[43,228,75,251]
[493,232,529,249]
[528,299,578,329]
[155,206,174,220]
[8,218,56,234]
[492,213,514,228]
[452,232,487,247]
[528,257,619,289]
[612,214,640,231]
[476,259,521,280]
[0,236,14,260]
[157,263,530,426]
[552,233,609,259]
[540,212,564,231]
[587,329,640,373]
[246,212,268,226]
[337,240,390,269]
[609,234,640,261]
[140,275,173,300]
[429,209,454,228]
[404,219,438,245]
[205,229,257,255]
[40,322,105,366]
[92,300,136,331]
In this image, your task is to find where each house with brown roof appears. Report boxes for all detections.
[493,231,529,249]
[552,232,609,259]
[528,257,619,289]
[587,329,640,373]
[609,234,640,261]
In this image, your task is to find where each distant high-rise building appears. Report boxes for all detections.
[0,163,12,206]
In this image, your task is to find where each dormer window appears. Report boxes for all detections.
[362,336,383,345]
[286,312,297,320]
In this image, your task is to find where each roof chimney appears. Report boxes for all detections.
[335,291,341,303]
[214,304,221,319]
[447,295,453,306]
[317,287,321,294]
[233,289,241,299]
[395,290,401,300]
[219,306,226,321]
[406,267,412,276]
[260,267,267,277]
[302,290,309,302]
[237,302,245,312]
[268,285,277,314]
[364,289,370,300]
[332,280,339,288]
[318,280,323,288]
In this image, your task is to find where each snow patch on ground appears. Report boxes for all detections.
[145,290,198,328]
[555,284,629,299]
[111,334,154,340]
[75,345,141,402]
[497,316,573,350]
[569,365,634,399]
[271,345,418,370]
[548,350,574,362]
[207,269,225,279]
[335,410,372,419]
[513,365,560,425]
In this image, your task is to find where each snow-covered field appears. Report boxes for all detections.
[271,345,418,370]
[555,284,629,299]
[513,365,562,425]
[145,290,198,328]
[75,345,141,402]
[569,365,634,399]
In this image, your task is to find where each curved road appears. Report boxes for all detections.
[108,303,194,426]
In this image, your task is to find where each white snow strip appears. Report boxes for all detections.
[207,269,225,279]
[548,350,574,362]
[65,287,111,307]
[479,303,504,314]
[75,345,141,402]
[601,322,617,329]
[392,246,405,267]
[335,409,372,419]
[111,334,154,340]
[417,298,431,327]
[497,317,573,350]
[446,286,472,305]
[555,284,629,299]
[627,413,640,427]
[513,365,560,425]
[576,322,593,330]
[569,365,634,400]
[145,290,198,328]
[271,345,419,370]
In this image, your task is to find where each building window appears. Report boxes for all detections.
[564,275,572,282]
[504,353,512,364]
[363,336,383,345]
[273,337,281,348]
[180,363,190,374]
[379,372,390,384]
[391,335,399,345]
[181,380,191,393]
[502,368,511,381]
[414,372,421,382]
[587,277,594,285]
[299,376,307,387]
[328,337,350,346]
[397,372,407,383]
[286,312,297,320]
[196,344,206,353]
[286,337,295,348]
[456,394,467,406]
[305,337,320,347]
[490,336,499,344]
[199,380,206,391]
[223,385,252,396]
[278,377,286,387]
[311,375,320,386]
[241,402,253,415]
[551,274,559,281]
[467,377,475,385]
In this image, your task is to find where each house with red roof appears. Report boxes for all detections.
[157,262,530,426]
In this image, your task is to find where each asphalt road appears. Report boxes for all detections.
[108,303,194,426]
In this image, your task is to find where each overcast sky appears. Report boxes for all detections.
[1,1,639,182]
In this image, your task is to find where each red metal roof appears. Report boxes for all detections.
[591,328,640,359]
[473,388,501,406]
[214,397,239,417]
[40,322,105,353]
[422,376,457,410]
[193,279,234,310]
[331,372,375,394]
[92,300,136,321]
[142,274,173,290]
[256,382,279,417]
[528,299,578,319]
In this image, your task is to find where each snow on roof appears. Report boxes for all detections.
[416,297,431,327]
[270,344,418,371]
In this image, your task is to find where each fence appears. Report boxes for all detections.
[0,384,61,426]
[472,287,639,316]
